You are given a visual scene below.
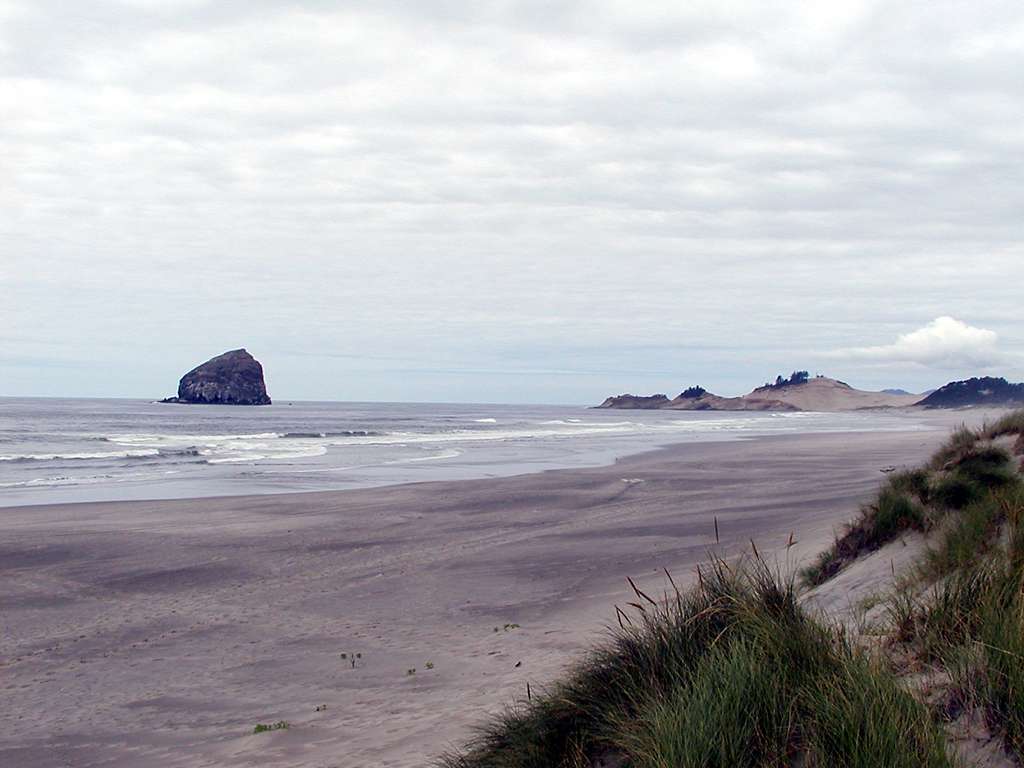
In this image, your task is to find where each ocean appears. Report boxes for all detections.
[0,398,932,507]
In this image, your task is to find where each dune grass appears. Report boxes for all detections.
[859,418,1024,760]
[982,411,1024,440]
[800,481,930,587]
[802,426,1019,588]
[930,427,983,470]
[440,557,953,768]
[888,487,1024,757]
[890,505,1024,757]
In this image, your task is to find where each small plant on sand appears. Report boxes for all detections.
[426,661,435,670]
[340,651,362,668]
[253,721,289,734]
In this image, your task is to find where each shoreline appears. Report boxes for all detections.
[0,418,991,767]
[0,415,949,512]
[2,426,923,518]
[0,403,948,510]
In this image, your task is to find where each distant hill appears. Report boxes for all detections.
[598,394,670,409]
[743,376,922,411]
[598,375,923,412]
[882,388,913,396]
[917,377,1024,408]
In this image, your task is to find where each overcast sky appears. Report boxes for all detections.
[2,1,1022,403]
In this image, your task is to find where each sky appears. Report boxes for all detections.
[2,1,1023,404]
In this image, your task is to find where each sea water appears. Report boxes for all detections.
[0,398,931,507]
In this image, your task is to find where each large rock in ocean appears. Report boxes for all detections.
[163,349,271,405]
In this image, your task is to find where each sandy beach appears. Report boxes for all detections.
[0,420,977,767]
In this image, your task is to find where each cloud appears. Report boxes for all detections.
[1,2,1023,400]
[833,317,1003,368]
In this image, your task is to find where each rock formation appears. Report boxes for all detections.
[597,387,797,412]
[161,349,271,405]
[598,394,670,409]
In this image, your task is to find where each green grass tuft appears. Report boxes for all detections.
[930,426,982,470]
[802,654,952,768]
[622,638,793,768]
[887,468,933,504]
[253,721,289,734]
[923,497,1002,578]
[982,410,1024,440]
[804,420,1021,588]
[930,472,982,510]
[440,557,951,768]
[801,488,926,588]
[872,488,928,543]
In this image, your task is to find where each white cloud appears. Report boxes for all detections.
[1,2,1023,400]
[834,317,1003,368]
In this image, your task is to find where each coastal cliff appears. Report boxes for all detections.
[161,349,272,405]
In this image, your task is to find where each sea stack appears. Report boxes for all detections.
[162,349,271,405]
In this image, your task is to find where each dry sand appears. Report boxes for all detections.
[0,416,986,767]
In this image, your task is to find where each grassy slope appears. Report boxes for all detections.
[873,414,1024,762]
[441,557,951,768]
[438,413,1024,768]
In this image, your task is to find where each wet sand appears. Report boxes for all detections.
[0,423,969,767]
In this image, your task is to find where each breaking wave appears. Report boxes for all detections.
[0,449,161,463]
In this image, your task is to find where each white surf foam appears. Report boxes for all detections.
[0,449,161,462]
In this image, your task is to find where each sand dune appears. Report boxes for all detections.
[744,376,923,411]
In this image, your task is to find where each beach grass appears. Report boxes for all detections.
[885,481,1024,753]
[440,557,952,768]
[981,410,1024,440]
[845,414,1024,759]
[800,483,929,588]
[802,422,1019,588]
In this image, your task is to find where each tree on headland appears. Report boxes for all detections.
[762,371,809,390]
